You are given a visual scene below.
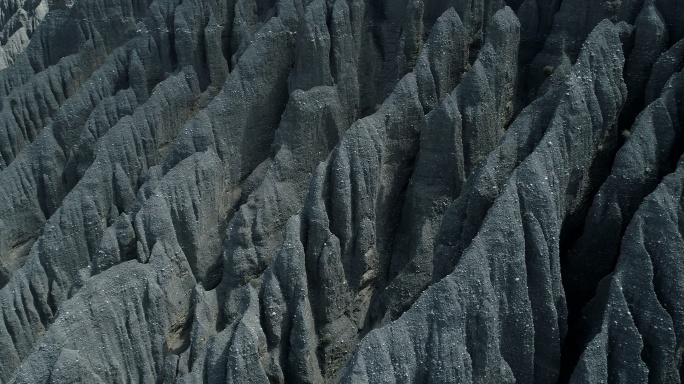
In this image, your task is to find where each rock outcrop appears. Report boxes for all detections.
[0,0,683,383]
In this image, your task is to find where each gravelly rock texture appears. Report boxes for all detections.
[0,0,683,383]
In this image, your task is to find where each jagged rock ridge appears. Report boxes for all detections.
[0,0,683,383]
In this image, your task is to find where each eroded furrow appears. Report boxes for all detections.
[2,0,684,383]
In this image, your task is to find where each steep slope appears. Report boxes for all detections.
[570,155,684,383]
[0,0,683,383]
[340,18,626,383]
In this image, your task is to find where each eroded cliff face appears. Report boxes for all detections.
[0,0,682,383]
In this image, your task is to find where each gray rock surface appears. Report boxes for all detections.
[0,0,683,383]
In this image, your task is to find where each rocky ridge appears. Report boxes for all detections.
[0,0,683,383]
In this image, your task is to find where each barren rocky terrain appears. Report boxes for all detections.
[0,0,683,382]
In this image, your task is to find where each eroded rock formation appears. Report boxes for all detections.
[0,0,683,383]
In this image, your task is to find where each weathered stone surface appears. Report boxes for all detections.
[340,19,627,384]
[570,154,684,384]
[0,0,683,383]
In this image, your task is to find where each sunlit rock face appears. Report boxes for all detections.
[0,0,683,383]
